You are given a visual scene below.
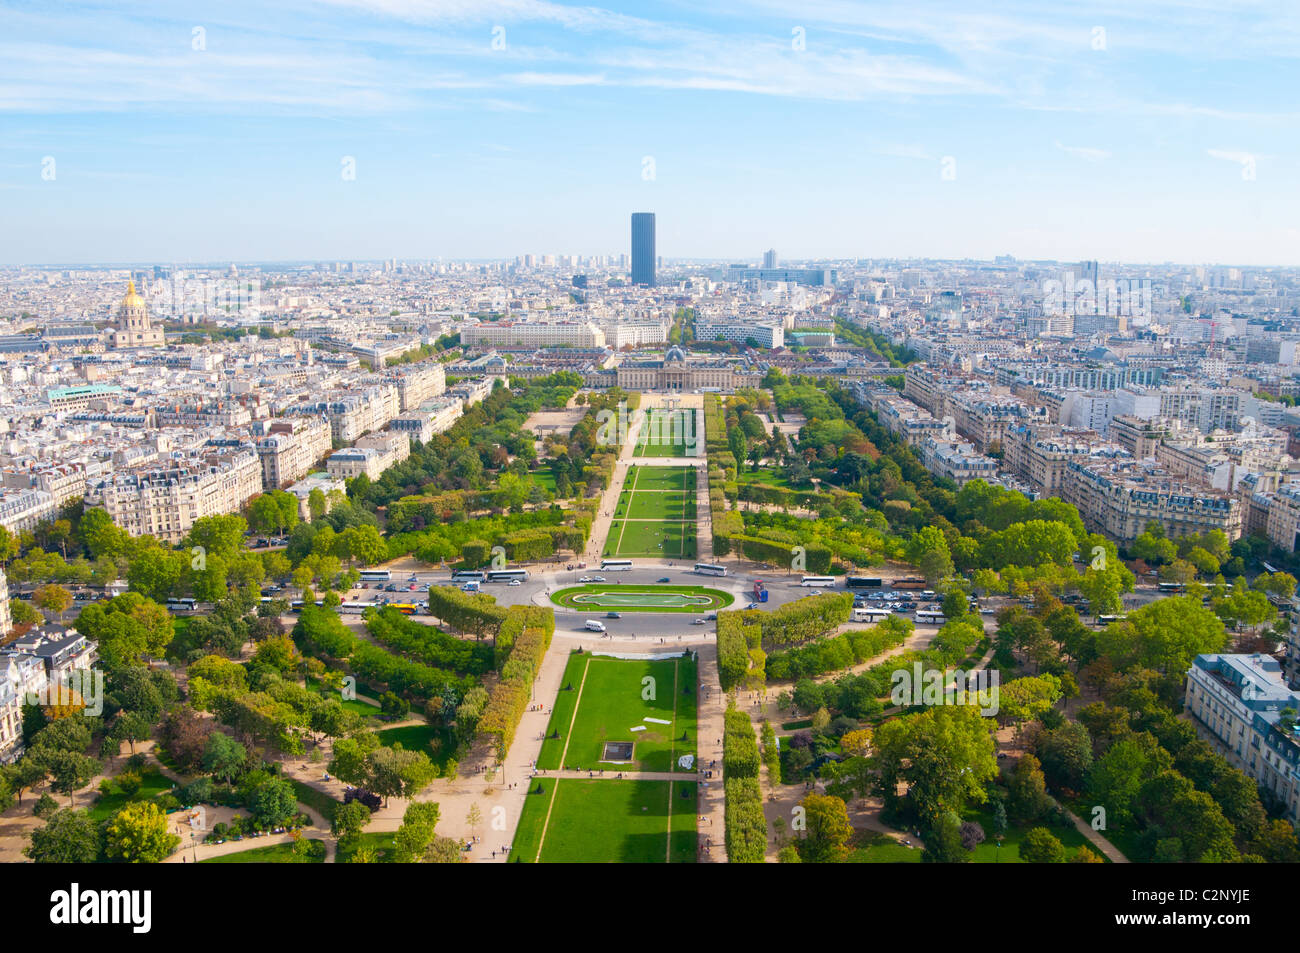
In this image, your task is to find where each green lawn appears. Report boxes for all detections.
[305,677,381,717]
[202,839,326,863]
[551,583,731,613]
[620,491,695,521]
[606,519,695,559]
[88,768,175,822]
[535,653,696,773]
[336,830,402,863]
[289,778,341,824]
[627,466,695,493]
[847,832,923,863]
[959,805,1107,863]
[376,720,456,770]
[634,440,693,458]
[513,778,696,863]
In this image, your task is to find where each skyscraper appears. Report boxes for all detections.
[763,248,778,269]
[631,212,656,286]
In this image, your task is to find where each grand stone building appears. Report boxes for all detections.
[615,346,739,392]
[110,281,165,349]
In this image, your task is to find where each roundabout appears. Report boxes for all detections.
[550,584,733,613]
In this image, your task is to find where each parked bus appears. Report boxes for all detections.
[359,569,391,583]
[389,603,420,616]
[601,559,634,571]
[800,576,837,588]
[845,576,884,589]
[1097,614,1128,625]
[486,569,529,583]
[1156,581,1186,592]
[451,570,485,582]
[852,607,892,622]
[914,609,946,625]
[893,577,927,590]
[339,602,369,614]
[166,597,197,611]
[693,563,728,577]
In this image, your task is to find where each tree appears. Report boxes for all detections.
[1036,721,1093,792]
[1095,597,1228,674]
[104,801,180,863]
[332,799,372,842]
[74,592,175,669]
[25,809,100,863]
[1020,827,1066,863]
[201,732,248,784]
[247,777,297,828]
[39,749,100,808]
[33,584,73,621]
[798,793,853,862]
[9,598,41,629]
[1007,754,1052,823]
[873,706,997,827]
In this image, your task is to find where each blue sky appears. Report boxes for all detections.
[2,0,1299,265]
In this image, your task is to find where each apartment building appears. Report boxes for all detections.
[84,446,263,543]
[692,321,784,349]
[918,436,999,486]
[326,430,410,481]
[1186,654,1300,823]
[291,382,400,443]
[461,321,605,349]
[386,361,446,412]
[256,416,333,489]
[46,383,124,412]
[0,488,58,534]
[155,400,253,429]
[1060,459,1242,542]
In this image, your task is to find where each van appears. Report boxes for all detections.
[584,620,607,633]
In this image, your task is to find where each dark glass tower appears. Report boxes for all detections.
[631,212,656,286]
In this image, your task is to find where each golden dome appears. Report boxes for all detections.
[121,280,145,309]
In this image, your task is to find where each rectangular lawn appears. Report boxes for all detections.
[515,779,694,863]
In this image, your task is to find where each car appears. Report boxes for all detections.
[606,611,621,619]
[657,577,671,583]
[508,579,522,587]
[692,618,706,625]
[409,574,418,581]
[592,575,606,582]
[408,584,417,591]
[746,602,760,610]
[980,608,996,615]
[578,576,593,583]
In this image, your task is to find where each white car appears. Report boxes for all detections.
[508,579,522,587]
[578,576,593,583]
[592,575,606,582]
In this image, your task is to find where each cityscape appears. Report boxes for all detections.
[1,0,1292,930]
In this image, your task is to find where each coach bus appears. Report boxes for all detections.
[800,575,837,588]
[852,607,892,622]
[693,563,728,577]
[914,609,946,625]
[359,569,391,583]
[845,576,883,589]
[451,570,485,582]
[601,559,634,571]
[486,569,529,583]
[166,597,197,611]
[1156,581,1186,592]
[1096,614,1128,625]
[389,603,420,616]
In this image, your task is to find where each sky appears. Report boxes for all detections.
[2,0,1299,266]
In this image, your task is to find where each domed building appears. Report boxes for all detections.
[110,280,165,349]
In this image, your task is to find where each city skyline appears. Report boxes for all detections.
[3,1,1299,266]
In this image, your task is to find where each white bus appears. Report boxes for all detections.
[339,602,369,614]
[1096,614,1128,626]
[451,570,485,582]
[584,619,607,632]
[852,607,892,623]
[486,569,529,583]
[166,597,197,611]
[693,563,728,577]
[359,569,391,583]
[914,609,946,625]
[800,576,837,588]
[601,559,634,572]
